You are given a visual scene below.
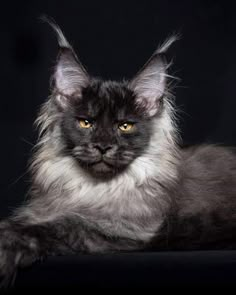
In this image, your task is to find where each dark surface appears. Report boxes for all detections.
[9,251,236,290]
[1,0,236,290]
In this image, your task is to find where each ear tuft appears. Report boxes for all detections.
[156,34,179,54]
[40,15,72,49]
[41,15,90,108]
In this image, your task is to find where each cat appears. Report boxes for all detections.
[1,19,236,285]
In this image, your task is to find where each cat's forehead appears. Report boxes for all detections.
[75,80,141,119]
[85,80,134,103]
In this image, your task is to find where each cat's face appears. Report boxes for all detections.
[49,25,175,179]
[61,81,153,178]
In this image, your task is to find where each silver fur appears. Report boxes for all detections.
[14,93,179,247]
[10,24,180,251]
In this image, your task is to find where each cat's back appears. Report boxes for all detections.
[178,144,236,215]
[181,144,236,178]
[165,145,236,249]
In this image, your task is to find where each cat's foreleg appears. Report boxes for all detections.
[0,218,89,286]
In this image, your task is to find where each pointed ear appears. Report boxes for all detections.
[54,47,89,96]
[43,16,90,109]
[129,36,177,117]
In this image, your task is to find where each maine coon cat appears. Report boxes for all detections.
[1,20,236,283]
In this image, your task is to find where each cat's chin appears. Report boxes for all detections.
[79,160,125,180]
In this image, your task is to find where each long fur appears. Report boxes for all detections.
[0,22,236,287]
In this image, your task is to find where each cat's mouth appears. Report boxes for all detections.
[79,158,126,178]
[73,149,131,178]
[91,161,113,173]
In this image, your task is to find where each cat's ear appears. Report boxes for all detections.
[43,17,90,109]
[129,36,177,117]
[54,47,89,98]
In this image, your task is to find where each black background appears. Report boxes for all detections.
[1,0,236,218]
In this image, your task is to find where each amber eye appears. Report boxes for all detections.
[79,119,92,129]
[118,122,134,132]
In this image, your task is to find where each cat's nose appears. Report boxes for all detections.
[93,143,112,154]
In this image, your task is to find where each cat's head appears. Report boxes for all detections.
[42,20,177,179]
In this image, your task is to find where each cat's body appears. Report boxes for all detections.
[173,145,236,249]
[12,81,178,253]
[1,22,236,283]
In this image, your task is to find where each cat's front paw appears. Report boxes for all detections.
[0,226,40,287]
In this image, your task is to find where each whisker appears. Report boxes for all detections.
[20,137,35,147]
[8,170,29,188]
